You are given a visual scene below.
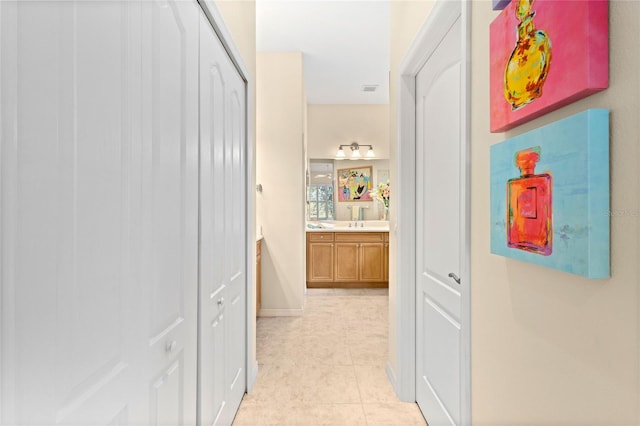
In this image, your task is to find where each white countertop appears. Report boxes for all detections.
[306,221,389,233]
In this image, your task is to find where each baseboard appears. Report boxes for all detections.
[386,361,399,396]
[306,281,389,289]
[257,308,304,317]
[247,361,259,392]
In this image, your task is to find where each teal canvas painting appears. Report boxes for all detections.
[490,109,610,278]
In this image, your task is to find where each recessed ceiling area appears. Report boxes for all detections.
[257,0,390,104]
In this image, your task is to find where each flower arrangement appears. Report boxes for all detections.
[373,181,390,208]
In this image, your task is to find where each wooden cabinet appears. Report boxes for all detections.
[256,240,262,314]
[306,233,335,282]
[383,233,389,281]
[360,243,385,281]
[307,231,388,288]
[335,243,359,281]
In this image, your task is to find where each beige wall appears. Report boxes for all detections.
[391,0,640,423]
[388,0,434,376]
[470,1,640,424]
[256,52,306,315]
[307,104,390,159]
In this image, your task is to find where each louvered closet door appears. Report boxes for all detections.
[198,10,247,426]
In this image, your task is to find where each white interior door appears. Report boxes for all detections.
[199,10,247,426]
[415,12,467,426]
[1,1,201,424]
[140,1,200,424]
[0,2,141,423]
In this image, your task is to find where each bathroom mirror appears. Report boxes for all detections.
[307,158,390,222]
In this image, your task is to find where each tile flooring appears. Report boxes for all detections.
[233,288,427,425]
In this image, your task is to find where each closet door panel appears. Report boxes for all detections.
[140,1,200,425]
[199,10,247,425]
[224,76,247,419]
[1,2,139,424]
[199,16,228,425]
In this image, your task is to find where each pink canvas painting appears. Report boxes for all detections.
[489,0,608,133]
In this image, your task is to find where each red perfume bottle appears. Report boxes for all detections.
[507,147,552,255]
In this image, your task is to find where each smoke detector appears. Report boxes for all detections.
[361,84,379,92]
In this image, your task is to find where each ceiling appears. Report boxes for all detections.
[256,0,390,105]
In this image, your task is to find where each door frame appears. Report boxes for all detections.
[394,0,470,422]
[197,0,258,392]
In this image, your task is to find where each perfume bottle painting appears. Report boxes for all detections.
[504,0,552,110]
[507,147,552,255]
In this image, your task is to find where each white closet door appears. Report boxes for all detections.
[140,1,200,425]
[199,10,247,426]
[1,1,140,424]
[1,1,200,424]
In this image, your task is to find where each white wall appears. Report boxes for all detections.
[307,104,390,159]
[256,52,306,315]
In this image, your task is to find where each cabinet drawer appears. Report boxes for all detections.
[308,232,334,242]
[335,232,384,242]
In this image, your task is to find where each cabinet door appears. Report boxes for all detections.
[257,241,262,313]
[335,243,359,281]
[360,243,385,282]
[384,241,390,281]
[307,243,335,282]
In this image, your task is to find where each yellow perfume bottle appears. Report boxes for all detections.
[504,0,552,110]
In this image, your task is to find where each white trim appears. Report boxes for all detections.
[247,361,259,393]
[385,361,398,392]
[258,309,304,317]
[395,0,471,424]
[196,0,257,393]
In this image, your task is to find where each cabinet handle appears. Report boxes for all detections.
[320,235,324,239]
[217,297,225,306]
[165,340,177,353]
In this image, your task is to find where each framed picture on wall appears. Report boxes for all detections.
[489,0,608,132]
[490,109,610,278]
[337,166,373,202]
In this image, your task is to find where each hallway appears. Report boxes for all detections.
[233,289,427,425]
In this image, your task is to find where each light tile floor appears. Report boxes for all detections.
[233,288,427,426]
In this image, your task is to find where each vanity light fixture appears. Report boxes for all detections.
[335,142,375,160]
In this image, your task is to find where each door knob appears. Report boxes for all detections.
[165,340,177,353]
[448,272,461,284]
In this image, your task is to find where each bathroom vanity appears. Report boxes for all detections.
[306,223,389,288]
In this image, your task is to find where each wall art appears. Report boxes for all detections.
[337,166,373,202]
[489,0,608,133]
[490,109,610,278]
